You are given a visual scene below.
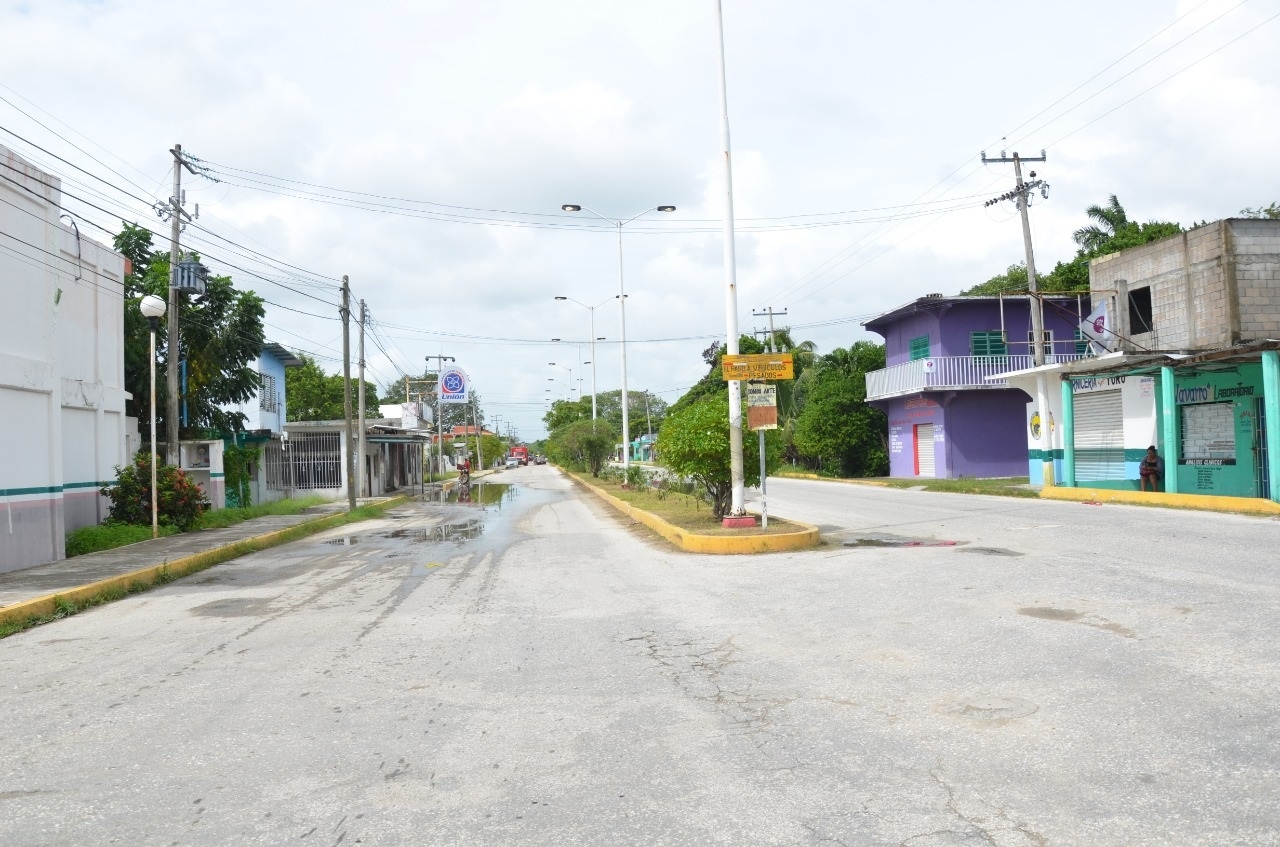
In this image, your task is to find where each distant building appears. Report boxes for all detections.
[0,145,130,572]
[862,294,1088,479]
[220,342,304,506]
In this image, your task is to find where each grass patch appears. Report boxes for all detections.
[880,476,1037,498]
[569,471,807,536]
[195,495,329,530]
[65,523,179,557]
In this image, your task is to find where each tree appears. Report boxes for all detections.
[1240,202,1280,219]
[791,341,888,477]
[547,419,618,477]
[113,223,267,435]
[1072,194,1130,252]
[543,396,592,433]
[657,394,780,518]
[285,354,378,421]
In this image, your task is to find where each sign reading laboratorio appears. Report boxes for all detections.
[1175,383,1256,404]
[722,353,794,382]
[438,368,470,404]
[746,383,778,431]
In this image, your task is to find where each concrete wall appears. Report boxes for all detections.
[884,390,1030,479]
[0,145,128,573]
[1090,219,1280,351]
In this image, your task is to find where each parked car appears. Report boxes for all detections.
[504,456,520,469]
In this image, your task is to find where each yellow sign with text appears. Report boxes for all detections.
[721,353,794,381]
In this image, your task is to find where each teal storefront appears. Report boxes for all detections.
[1173,364,1267,497]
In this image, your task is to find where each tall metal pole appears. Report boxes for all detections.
[616,222,631,473]
[357,299,367,500]
[589,307,598,421]
[149,326,159,538]
[341,277,356,511]
[165,146,183,467]
[715,1,746,516]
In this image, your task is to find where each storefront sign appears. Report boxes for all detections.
[1176,384,1255,404]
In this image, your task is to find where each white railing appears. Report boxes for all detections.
[865,354,1087,400]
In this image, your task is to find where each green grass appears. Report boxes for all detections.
[0,567,181,638]
[194,495,328,530]
[571,471,806,536]
[65,523,179,557]
[880,476,1037,498]
[64,495,330,557]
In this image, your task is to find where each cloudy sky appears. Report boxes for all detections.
[3,0,1277,438]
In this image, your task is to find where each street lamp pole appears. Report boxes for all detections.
[714,1,746,516]
[139,295,167,539]
[555,295,610,421]
[561,204,675,476]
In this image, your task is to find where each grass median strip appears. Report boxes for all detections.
[0,497,406,639]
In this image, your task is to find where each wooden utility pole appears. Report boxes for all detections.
[357,299,367,500]
[341,277,356,511]
[752,307,788,352]
[164,144,199,466]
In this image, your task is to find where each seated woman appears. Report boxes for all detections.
[1138,445,1164,492]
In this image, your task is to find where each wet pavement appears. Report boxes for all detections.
[1,467,1278,845]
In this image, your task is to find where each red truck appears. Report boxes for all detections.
[509,445,529,466]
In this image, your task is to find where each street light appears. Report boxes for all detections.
[554,296,611,421]
[139,294,167,539]
[560,203,676,476]
[549,363,574,400]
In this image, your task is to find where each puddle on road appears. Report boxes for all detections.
[1018,606,1137,638]
[843,534,959,548]
[955,546,1023,557]
[388,519,485,544]
[324,536,360,546]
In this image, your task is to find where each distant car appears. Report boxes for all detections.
[534,455,546,465]
[505,456,520,469]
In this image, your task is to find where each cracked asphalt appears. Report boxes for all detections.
[0,467,1277,845]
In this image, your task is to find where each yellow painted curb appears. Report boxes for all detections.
[1039,485,1280,516]
[571,475,821,554]
[0,496,410,629]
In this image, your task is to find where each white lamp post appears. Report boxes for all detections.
[560,204,675,477]
[139,294,167,539]
[549,363,574,400]
[554,296,611,422]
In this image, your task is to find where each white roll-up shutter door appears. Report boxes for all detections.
[1074,390,1125,480]
[916,423,936,477]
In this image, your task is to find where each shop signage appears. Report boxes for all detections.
[1176,384,1255,404]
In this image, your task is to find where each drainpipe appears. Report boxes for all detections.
[1160,365,1180,495]
[1061,378,1076,487]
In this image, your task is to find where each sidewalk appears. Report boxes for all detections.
[0,499,393,627]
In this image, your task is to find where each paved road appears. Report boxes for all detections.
[1,468,1276,845]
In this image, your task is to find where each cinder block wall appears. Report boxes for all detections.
[1090,219,1280,350]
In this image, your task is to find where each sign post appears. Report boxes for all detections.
[746,382,778,529]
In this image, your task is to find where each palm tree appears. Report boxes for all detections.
[1072,195,1129,252]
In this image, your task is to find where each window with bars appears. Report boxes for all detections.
[909,335,930,361]
[260,373,277,412]
[970,331,1007,359]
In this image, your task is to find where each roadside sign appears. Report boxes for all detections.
[746,383,778,431]
[722,353,793,381]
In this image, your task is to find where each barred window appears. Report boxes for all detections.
[260,373,277,412]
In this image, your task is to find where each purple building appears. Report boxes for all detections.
[863,294,1088,478]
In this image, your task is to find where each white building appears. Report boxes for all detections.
[0,145,129,573]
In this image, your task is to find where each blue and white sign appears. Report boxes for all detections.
[438,368,470,404]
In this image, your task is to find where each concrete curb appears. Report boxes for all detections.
[570,475,821,554]
[1039,485,1280,515]
[0,496,410,629]
[774,472,890,486]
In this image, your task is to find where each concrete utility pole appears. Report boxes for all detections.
[341,277,356,511]
[982,148,1054,484]
[163,143,199,466]
[753,307,788,352]
[357,299,367,500]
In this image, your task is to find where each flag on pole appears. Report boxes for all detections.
[1079,302,1114,354]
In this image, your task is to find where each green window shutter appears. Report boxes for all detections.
[1074,328,1090,354]
[909,335,930,361]
[969,331,1006,358]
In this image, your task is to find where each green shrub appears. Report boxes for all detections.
[102,453,207,531]
[65,522,177,557]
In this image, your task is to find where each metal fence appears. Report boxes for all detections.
[281,431,343,490]
[865,354,1087,400]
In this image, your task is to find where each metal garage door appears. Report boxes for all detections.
[915,423,936,477]
[1075,390,1125,480]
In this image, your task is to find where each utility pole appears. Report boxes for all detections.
[357,299,367,500]
[473,396,484,471]
[425,354,456,478]
[162,144,199,466]
[753,307,788,352]
[341,277,356,511]
[982,147,1054,485]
